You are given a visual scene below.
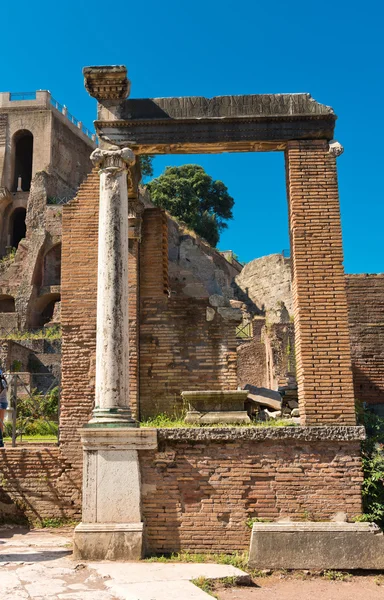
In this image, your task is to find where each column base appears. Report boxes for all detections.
[73,522,143,560]
[86,407,138,427]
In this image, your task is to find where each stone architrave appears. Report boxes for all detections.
[73,147,158,560]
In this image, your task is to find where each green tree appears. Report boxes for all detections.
[147,164,234,246]
[139,155,154,179]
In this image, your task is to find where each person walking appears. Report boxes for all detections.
[0,369,8,448]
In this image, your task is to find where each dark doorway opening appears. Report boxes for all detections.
[0,295,15,313]
[13,131,33,192]
[11,208,27,248]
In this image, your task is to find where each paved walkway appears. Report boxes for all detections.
[0,528,248,599]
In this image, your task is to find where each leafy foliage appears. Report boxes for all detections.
[147,164,234,246]
[3,386,59,438]
[356,405,384,527]
[139,155,154,179]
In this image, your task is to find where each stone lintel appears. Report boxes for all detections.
[83,65,130,101]
[79,427,158,450]
[156,425,366,443]
[94,116,336,152]
[117,93,335,120]
[249,522,384,570]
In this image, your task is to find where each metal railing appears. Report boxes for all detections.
[50,95,96,142]
[4,373,60,446]
[46,195,75,206]
[236,322,253,340]
[10,92,36,101]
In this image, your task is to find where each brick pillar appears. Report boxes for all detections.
[285,140,356,425]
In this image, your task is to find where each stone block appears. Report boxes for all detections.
[244,385,282,411]
[73,523,143,561]
[182,390,248,413]
[185,410,251,424]
[183,390,250,424]
[217,307,242,321]
[249,522,384,570]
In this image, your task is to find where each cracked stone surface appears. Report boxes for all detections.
[0,528,248,599]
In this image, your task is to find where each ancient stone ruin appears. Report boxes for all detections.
[0,66,383,566]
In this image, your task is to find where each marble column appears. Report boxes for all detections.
[88,147,136,426]
[73,147,157,560]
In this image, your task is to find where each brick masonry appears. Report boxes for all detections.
[285,140,356,426]
[346,274,384,405]
[0,446,81,523]
[141,427,364,553]
[0,158,368,542]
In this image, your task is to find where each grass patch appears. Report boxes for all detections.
[192,576,217,598]
[323,570,351,581]
[140,413,297,428]
[36,517,78,528]
[4,325,61,341]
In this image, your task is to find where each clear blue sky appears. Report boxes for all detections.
[3,0,383,273]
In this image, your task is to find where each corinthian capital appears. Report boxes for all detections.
[328,139,344,157]
[91,147,136,174]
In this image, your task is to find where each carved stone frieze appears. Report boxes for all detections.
[94,115,336,152]
[83,66,131,101]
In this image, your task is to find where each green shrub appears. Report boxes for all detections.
[356,405,384,527]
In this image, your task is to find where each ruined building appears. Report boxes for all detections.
[0,66,383,559]
[0,91,94,380]
[235,254,384,412]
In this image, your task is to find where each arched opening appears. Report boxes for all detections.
[0,295,15,313]
[43,244,61,286]
[12,130,33,192]
[10,207,26,249]
[31,293,60,328]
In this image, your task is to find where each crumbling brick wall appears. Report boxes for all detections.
[141,428,364,553]
[139,208,238,418]
[346,274,384,405]
[237,319,267,389]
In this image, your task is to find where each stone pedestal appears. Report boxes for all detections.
[182,390,250,424]
[73,428,157,560]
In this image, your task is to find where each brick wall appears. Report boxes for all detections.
[237,319,267,389]
[61,169,99,471]
[285,141,356,425]
[141,428,364,553]
[0,447,81,524]
[346,274,384,405]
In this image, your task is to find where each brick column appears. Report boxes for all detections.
[285,140,356,425]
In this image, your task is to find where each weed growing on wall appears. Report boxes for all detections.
[356,404,384,527]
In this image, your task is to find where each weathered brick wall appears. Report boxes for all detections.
[141,428,364,553]
[0,447,81,524]
[346,274,384,405]
[285,140,356,425]
[139,208,239,418]
[140,295,238,417]
[237,319,267,389]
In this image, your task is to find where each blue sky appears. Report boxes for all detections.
[3,0,383,272]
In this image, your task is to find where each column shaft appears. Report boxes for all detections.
[89,147,136,425]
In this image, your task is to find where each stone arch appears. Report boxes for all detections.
[12,129,34,192]
[0,294,15,313]
[9,207,26,249]
[43,243,62,287]
[30,292,61,328]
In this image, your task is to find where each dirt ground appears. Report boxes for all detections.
[216,573,384,600]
